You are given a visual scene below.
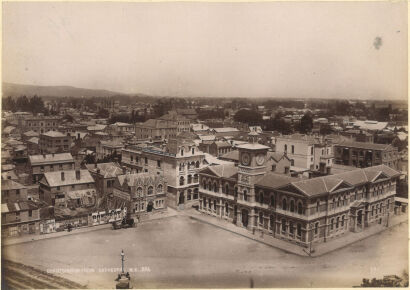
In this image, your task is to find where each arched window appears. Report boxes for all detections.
[187,175,192,184]
[243,190,248,201]
[372,205,375,216]
[297,224,302,238]
[259,212,263,224]
[336,217,339,229]
[316,200,320,213]
[297,202,303,214]
[213,183,218,193]
[195,161,200,168]
[289,221,294,234]
[281,219,286,233]
[341,215,345,227]
[194,174,199,183]
[137,187,143,197]
[290,200,295,212]
[270,195,275,207]
[208,200,212,209]
[225,203,229,216]
[270,215,274,230]
[179,176,185,186]
[330,218,334,230]
[213,200,217,211]
[148,186,153,195]
[203,198,207,208]
[225,184,229,195]
[315,222,319,235]
[181,148,184,156]
[259,192,264,204]
[282,198,287,210]
[203,180,207,190]
[157,184,163,193]
[234,187,238,197]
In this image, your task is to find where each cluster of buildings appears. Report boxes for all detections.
[1,104,407,250]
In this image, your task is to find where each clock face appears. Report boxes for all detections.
[256,153,265,166]
[241,152,250,166]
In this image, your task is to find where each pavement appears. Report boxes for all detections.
[2,208,178,247]
[180,207,409,257]
[3,205,407,257]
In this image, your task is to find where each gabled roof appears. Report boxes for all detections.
[117,172,164,187]
[42,170,94,187]
[2,201,39,213]
[268,152,289,162]
[201,164,238,179]
[1,179,26,190]
[86,162,123,178]
[27,137,39,144]
[256,173,297,189]
[29,153,74,166]
[1,171,19,181]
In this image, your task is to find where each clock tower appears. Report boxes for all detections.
[236,132,270,229]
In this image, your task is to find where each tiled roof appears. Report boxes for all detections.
[42,170,95,187]
[86,162,123,178]
[117,172,164,187]
[29,153,74,166]
[335,140,394,151]
[207,164,238,179]
[256,173,297,189]
[220,150,239,161]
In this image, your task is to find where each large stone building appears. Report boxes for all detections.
[334,141,399,169]
[39,131,73,154]
[121,136,206,209]
[198,140,400,248]
[39,170,95,206]
[28,153,75,183]
[86,162,124,198]
[22,116,62,134]
[274,134,333,174]
[134,119,177,141]
[111,172,167,214]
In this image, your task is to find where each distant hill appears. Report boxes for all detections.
[2,82,126,98]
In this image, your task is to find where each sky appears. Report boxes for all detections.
[2,1,408,100]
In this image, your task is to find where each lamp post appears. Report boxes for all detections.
[121,250,125,274]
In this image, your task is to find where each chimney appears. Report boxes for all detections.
[76,170,81,180]
[61,172,65,181]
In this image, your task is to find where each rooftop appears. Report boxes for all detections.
[335,140,395,151]
[41,170,94,187]
[29,153,74,166]
[86,162,124,178]
[41,130,66,138]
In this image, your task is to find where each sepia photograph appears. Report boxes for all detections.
[1,1,408,288]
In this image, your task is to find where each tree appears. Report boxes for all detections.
[2,96,16,112]
[97,108,110,119]
[233,109,262,125]
[299,113,313,134]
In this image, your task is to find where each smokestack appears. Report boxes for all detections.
[61,172,65,181]
[76,170,81,180]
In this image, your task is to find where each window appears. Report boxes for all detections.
[259,192,264,203]
[259,212,263,224]
[144,157,148,165]
[291,145,295,154]
[341,215,345,227]
[181,149,184,156]
[291,159,294,166]
[188,175,192,184]
[29,210,32,217]
[297,224,302,238]
[225,184,229,194]
[196,161,200,168]
[270,195,275,207]
[225,203,229,216]
[281,219,286,232]
[157,184,163,193]
[282,198,287,210]
[203,181,207,190]
[270,215,274,230]
[284,144,287,152]
[315,222,319,235]
[336,217,339,229]
[297,202,303,214]
[243,190,248,201]
[290,200,295,212]
[148,186,153,195]
[192,148,195,154]
[213,183,218,193]
[157,160,161,168]
[289,221,294,234]
[179,177,184,186]
[330,218,334,230]
[137,187,143,197]
[316,200,320,213]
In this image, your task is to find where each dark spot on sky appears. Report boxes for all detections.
[373,37,382,50]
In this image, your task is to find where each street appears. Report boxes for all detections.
[3,215,408,288]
